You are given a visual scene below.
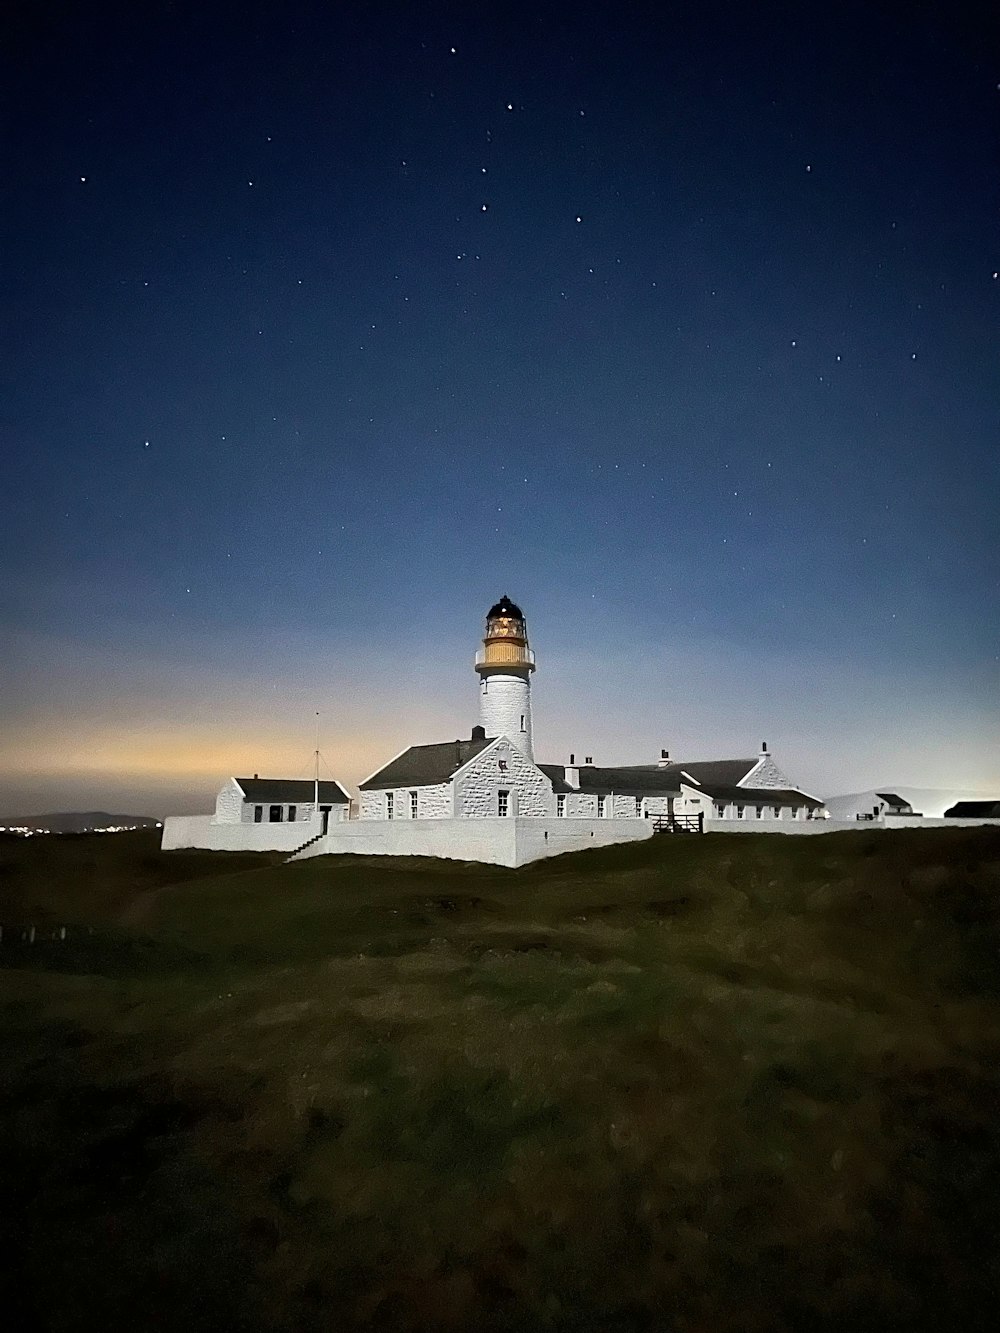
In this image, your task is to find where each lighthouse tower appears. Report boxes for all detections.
[475,595,536,760]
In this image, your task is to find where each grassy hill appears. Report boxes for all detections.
[2,827,999,1331]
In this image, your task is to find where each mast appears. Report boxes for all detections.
[314,711,320,819]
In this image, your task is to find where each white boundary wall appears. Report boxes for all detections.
[292,817,654,868]
[161,815,316,852]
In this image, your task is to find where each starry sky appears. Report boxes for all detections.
[2,0,998,817]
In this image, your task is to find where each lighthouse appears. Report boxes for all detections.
[475,595,536,760]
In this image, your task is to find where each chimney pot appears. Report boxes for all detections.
[584,756,593,765]
[762,741,768,753]
[254,773,259,779]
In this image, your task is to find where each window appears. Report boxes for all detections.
[410,790,419,819]
[773,806,782,819]
[498,789,509,817]
[254,805,263,823]
[791,806,801,819]
[635,796,642,817]
[269,805,282,823]
[520,714,526,732]
[556,794,566,817]
[288,805,297,822]
[736,805,744,819]
[755,806,763,818]
[597,795,605,818]
[715,803,726,818]
[386,792,394,819]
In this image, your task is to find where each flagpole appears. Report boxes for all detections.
[314,711,320,822]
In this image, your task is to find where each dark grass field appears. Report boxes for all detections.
[2,827,999,1331]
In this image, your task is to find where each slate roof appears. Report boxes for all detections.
[235,778,348,804]
[537,764,576,794]
[554,757,759,796]
[359,738,493,790]
[689,784,823,809]
[875,792,911,810]
[944,801,1000,818]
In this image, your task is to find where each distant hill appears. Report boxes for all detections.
[0,811,161,834]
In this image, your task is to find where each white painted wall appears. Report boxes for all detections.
[455,736,552,817]
[214,779,244,823]
[292,816,654,868]
[739,753,793,790]
[162,815,314,852]
[359,783,453,820]
[479,672,533,760]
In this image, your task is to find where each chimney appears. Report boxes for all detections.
[254,772,259,779]
[564,754,579,789]
[584,756,593,765]
[471,725,486,741]
[657,749,670,768]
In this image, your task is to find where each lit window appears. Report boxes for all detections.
[498,789,509,817]
[556,794,566,817]
[386,792,394,819]
[269,805,282,823]
[410,790,419,819]
[254,806,263,823]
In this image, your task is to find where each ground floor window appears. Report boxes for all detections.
[498,789,510,817]
[635,796,642,817]
[410,790,419,819]
[735,806,744,819]
[791,807,801,818]
[556,794,565,817]
[755,805,763,818]
[269,805,282,822]
[597,796,605,818]
[288,805,297,821]
[715,803,726,818]
[386,792,394,819]
[254,805,263,823]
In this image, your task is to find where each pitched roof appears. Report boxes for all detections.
[359,738,493,790]
[537,764,576,794]
[555,757,758,795]
[944,801,1000,818]
[875,792,911,809]
[235,778,348,804]
[689,783,823,809]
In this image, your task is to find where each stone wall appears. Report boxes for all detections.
[214,780,244,824]
[455,737,552,817]
[478,672,533,759]
[740,754,793,790]
[358,784,452,820]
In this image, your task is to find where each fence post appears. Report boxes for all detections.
[698,812,704,833]
[60,926,67,940]
[28,925,36,944]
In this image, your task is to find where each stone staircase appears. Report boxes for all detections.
[285,831,326,863]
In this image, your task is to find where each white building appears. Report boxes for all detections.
[823,790,917,822]
[161,595,828,864]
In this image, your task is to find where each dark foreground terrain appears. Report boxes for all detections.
[1,826,999,1332]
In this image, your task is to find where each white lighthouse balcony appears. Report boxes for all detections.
[475,646,535,671]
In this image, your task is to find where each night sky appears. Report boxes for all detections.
[3,0,998,817]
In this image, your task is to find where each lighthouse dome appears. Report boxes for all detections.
[487,594,524,620]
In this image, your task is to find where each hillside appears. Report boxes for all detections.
[2,827,999,1332]
[0,811,162,834]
